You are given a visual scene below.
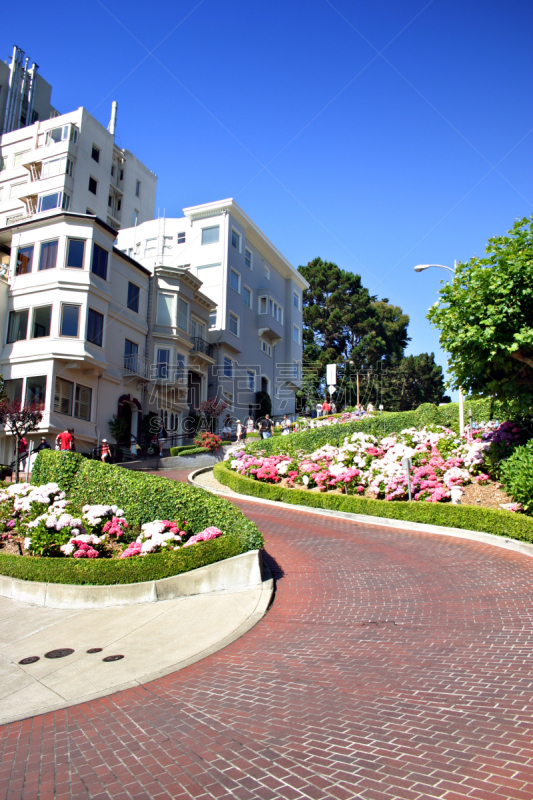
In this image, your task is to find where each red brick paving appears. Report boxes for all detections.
[2,484,533,799]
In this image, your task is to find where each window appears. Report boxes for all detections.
[135,180,141,197]
[144,237,156,255]
[247,370,255,391]
[124,339,139,372]
[177,231,185,244]
[14,151,29,167]
[87,309,104,346]
[293,325,300,344]
[91,145,100,163]
[176,352,186,383]
[54,377,73,415]
[67,239,85,268]
[163,236,173,251]
[88,177,97,195]
[293,361,299,379]
[46,124,77,145]
[156,348,170,380]
[191,319,206,340]
[26,376,47,407]
[7,310,28,343]
[259,296,267,314]
[117,198,121,211]
[127,282,140,313]
[224,356,233,378]
[74,384,92,421]
[39,240,58,271]
[60,305,80,337]
[37,192,69,213]
[269,299,283,323]
[91,243,108,279]
[209,312,217,329]
[108,195,112,208]
[111,164,115,177]
[157,293,175,326]
[231,229,241,252]
[293,291,300,310]
[16,245,33,275]
[41,157,73,179]
[245,248,252,269]
[4,379,23,405]
[230,268,240,293]
[229,312,239,337]
[178,297,188,332]
[243,286,252,308]
[133,210,139,225]
[201,226,219,245]
[0,156,6,172]
[31,306,52,339]
[120,169,124,181]
[264,265,270,280]
[260,338,272,357]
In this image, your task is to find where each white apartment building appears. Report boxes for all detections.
[117,199,308,418]
[0,212,152,463]
[0,105,157,231]
[0,46,58,134]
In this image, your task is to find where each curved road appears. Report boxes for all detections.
[2,491,533,800]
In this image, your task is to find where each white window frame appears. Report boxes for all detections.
[144,237,157,256]
[157,292,176,327]
[260,338,272,357]
[229,311,240,338]
[177,231,186,244]
[245,248,252,269]
[223,355,233,379]
[209,311,217,329]
[247,370,255,391]
[293,291,301,311]
[258,295,268,314]
[243,285,252,308]
[269,298,283,324]
[201,225,220,245]
[231,228,242,253]
[293,324,300,344]
[264,265,270,280]
[229,268,241,293]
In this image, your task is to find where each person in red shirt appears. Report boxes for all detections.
[322,401,331,416]
[56,428,74,451]
[16,437,28,470]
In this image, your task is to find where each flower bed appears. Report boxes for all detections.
[213,461,533,543]
[229,422,526,511]
[0,451,262,585]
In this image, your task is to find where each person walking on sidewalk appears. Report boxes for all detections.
[259,414,273,439]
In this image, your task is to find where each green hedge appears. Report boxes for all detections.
[248,399,509,458]
[0,451,264,585]
[0,533,243,585]
[213,461,533,543]
[169,442,232,457]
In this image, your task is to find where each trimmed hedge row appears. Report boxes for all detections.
[0,451,263,585]
[0,532,243,585]
[213,461,533,543]
[169,442,232,457]
[248,400,508,458]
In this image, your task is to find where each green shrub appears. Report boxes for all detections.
[214,461,533,543]
[0,532,243,585]
[31,451,263,552]
[500,441,533,513]
[169,446,208,457]
[31,450,84,492]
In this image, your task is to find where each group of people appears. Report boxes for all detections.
[223,413,295,442]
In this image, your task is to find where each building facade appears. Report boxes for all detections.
[0,212,152,462]
[117,199,308,419]
[0,46,58,135]
[0,105,157,230]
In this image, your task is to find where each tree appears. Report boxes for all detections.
[382,353,449,411]
[0,401,43,482]
[195,398,228,432]
[427,215,533,416]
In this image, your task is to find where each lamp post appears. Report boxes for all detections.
[414,261,465,436]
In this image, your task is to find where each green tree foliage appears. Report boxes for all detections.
[382,353,449,411]
[427,216,533,416]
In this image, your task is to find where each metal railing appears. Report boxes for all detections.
[123,353,149,379]
[190,336,213,357]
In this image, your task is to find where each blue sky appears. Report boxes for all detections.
[3,0,532,397]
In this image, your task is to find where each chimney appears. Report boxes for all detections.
[108,100,118,138]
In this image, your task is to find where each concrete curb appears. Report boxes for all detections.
[0,549,263,609]
[188,467,533,561]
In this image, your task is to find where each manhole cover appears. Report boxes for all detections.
[103,655,124,662]
[19,656,40,665]
[87,648,102,654]
[44,648,75,659]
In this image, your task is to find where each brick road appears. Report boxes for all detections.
[2,487,533,799]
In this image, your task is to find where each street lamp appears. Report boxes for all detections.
[414,261,465,436]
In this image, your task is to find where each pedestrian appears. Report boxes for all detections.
[222,415,233,440]
[331,401,337,414]
[34,437,51,453]
[322,400,331,416]
[236,420,243,443]
[281,414,291,436]
[316,402,323,418]
[366,402,374,413]
[17,436,28,471]
[130,435,138,460]
[259,414,273,439]
[101,439,111,463]
[245,415,255,435]
[156,421,167,456]
[56,428,74,451]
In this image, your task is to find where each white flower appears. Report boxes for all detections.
[60,542,76,555]
[303,475,309,486]
[24,537,31,550]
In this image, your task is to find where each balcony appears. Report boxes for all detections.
[123,353,150,382]
[189,336,215,366]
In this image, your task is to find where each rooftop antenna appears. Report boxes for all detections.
[108,101,118,138]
